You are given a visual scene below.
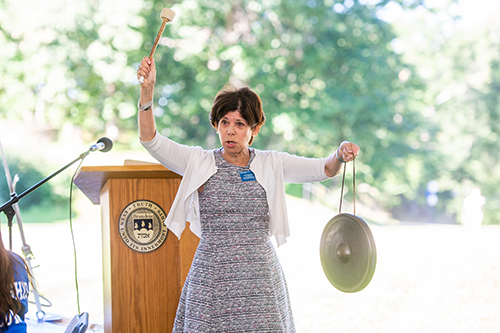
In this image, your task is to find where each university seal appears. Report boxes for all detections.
[118,200,168,253]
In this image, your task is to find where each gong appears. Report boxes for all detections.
[320,161,377,293]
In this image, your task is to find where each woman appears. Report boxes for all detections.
[0,228,30,333]
[137,57,359,332]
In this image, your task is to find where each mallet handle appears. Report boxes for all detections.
[139,18,169,84]
[148,19,168,59]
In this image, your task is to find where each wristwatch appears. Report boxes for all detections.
[138,99,153,112]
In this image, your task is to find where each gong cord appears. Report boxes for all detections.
[338,160,355,216]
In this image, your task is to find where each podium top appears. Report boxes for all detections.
[73,164,181,204]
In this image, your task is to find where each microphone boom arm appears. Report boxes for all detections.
[0,151,89,217]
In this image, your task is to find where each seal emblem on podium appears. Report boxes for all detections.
[119,200,168,253]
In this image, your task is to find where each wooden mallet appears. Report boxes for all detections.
[138,8,176,84]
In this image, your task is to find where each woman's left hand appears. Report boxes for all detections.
[325,141,360,177]
[336,141,360,163]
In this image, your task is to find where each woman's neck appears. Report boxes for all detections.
[221,148,250,166]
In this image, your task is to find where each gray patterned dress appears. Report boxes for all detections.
[172,148,295,333]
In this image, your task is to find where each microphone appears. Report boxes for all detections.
[89,137,113,152]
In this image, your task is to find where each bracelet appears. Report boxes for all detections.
[138,99,153,112]
[336,150,346,163]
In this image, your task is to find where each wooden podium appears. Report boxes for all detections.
[73,163,199,333]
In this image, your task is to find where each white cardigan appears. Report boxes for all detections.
[141,132,330,246]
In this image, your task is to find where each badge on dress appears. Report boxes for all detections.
[239,170,256,182]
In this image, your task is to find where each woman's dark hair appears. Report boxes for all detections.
[210,85,266,145]
[0,228,21,327]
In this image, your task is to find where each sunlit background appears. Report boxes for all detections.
[1,0,499,331]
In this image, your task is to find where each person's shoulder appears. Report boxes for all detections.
[198,147,218,157]
[9,252,27,275]
[253,148,278,156]
[252,149,288,167]
[9,252,23,264]
[253,149,297,159]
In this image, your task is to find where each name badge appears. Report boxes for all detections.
[239,170,256,182]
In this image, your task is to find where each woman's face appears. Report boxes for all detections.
[217,110,259,154]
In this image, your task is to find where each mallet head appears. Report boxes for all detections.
[161,8,176,22]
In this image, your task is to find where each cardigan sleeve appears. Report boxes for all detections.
[277,151,330,183]
[140,131,203,176]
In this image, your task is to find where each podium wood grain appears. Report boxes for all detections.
[74,165,199,333]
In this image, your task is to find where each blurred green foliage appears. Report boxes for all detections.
[0,0,499,225]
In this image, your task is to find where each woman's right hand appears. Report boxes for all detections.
[137,57,156,91]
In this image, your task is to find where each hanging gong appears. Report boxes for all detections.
[319,161,377,293]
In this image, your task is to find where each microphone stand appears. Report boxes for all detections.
[0,144,99,322]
